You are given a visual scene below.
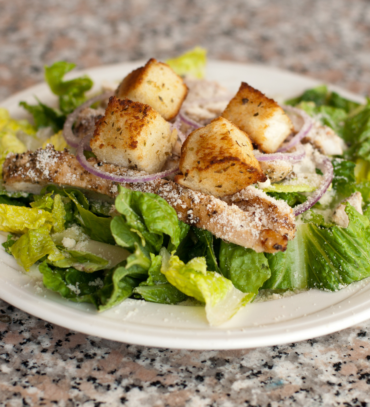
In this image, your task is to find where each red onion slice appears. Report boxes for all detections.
[293,154,333,216]
[63,91,114,148]
[76,135,179,183]
[171,116,186,144]
[255,145,306,163]
[179,112,202,130]
[278,106,313,153]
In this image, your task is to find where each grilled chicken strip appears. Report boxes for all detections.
[3,146,295,253]
[223,186,295,242]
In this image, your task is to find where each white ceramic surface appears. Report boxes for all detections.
[0,61,368,350]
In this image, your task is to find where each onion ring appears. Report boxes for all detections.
[171,116,186,144]
[255,145,306,163]
[293,154,333,216]
[63,91,114,148]
[278,106,313,152]
[76,135,179,183]
[179,112,202,129]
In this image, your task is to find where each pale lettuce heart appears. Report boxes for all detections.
[166,47,207,79]
[10,225,64,271]
[160,248,253,326]
[0,205,55,234]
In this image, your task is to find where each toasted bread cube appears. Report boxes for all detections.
[175,117,266,197]
[222,82,293,153]
[90,97,176,174]
[116,58,188,121]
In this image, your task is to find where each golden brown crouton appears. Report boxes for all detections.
[175,117,266,197]
[258,160,293,182]
[116,58,188,121]
[222,82,293,153]
[90,97,176,174]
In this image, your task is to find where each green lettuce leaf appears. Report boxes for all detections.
[39,262,105,306]
[355,181,370,206]
[0,188,32,207]
[343,105,370,163]
[97,244,151,311]
[264,204,370,291]
[286,85,360,113]
[65,191,114,244]
[51,250,109,272]
[44,61,93,115]
[39,253,149,311]
[133,254,187,304]
[218,241,271,294]
[160,248,253,325]
[31,193,54,211]
[166,47,207,79]
[2,234,17,254]
[20,61,93,130]
[266,191,307,208]
[10,225,64,271]
[115,186,182,252]
[19,100,65,133]
[51,194,66,233]
[175,226,220,272]
[331,158,357,203]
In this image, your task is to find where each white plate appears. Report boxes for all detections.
[0,61,368,350]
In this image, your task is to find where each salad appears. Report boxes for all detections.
[1,48,370,327]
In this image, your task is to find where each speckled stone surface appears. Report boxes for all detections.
[1,0,370,405]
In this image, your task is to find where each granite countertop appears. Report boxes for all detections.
[1,0,370,405]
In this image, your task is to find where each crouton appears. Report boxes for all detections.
[221,82,293,153]
[90,97,176,174]
[116,58,188,121]
[332,192,363,228]
[175,117,266,197]
[258,159,293,182]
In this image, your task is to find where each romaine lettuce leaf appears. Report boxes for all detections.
[51,194,66,233]
[286,85,360,113]
[160,248,253,325]
[39,262,105,306]
[264,204,370,291]
[20,61,93,130]
[42,130,68,151]
[266,191,307,208]
[0,188,32,207]
[31,193,54,211]
[39,251,149,311]
[331,158,357,204]
[2,234,17,254]
[175,226,220,272]
[166,47,207,79]
[0,108,36,136]
[19,100,65,133]
[133,254,187,304]
[0,205,54,234]
[10,225,64,271]
[115,186,182,252]
[191,228,220,272]
[51,250,109,272]
[343,105,370,163]
[219,241,271,294]
[97,244,151,311]
[65,191,114,244]
[0,108,36,176]
[44,61,93,115]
